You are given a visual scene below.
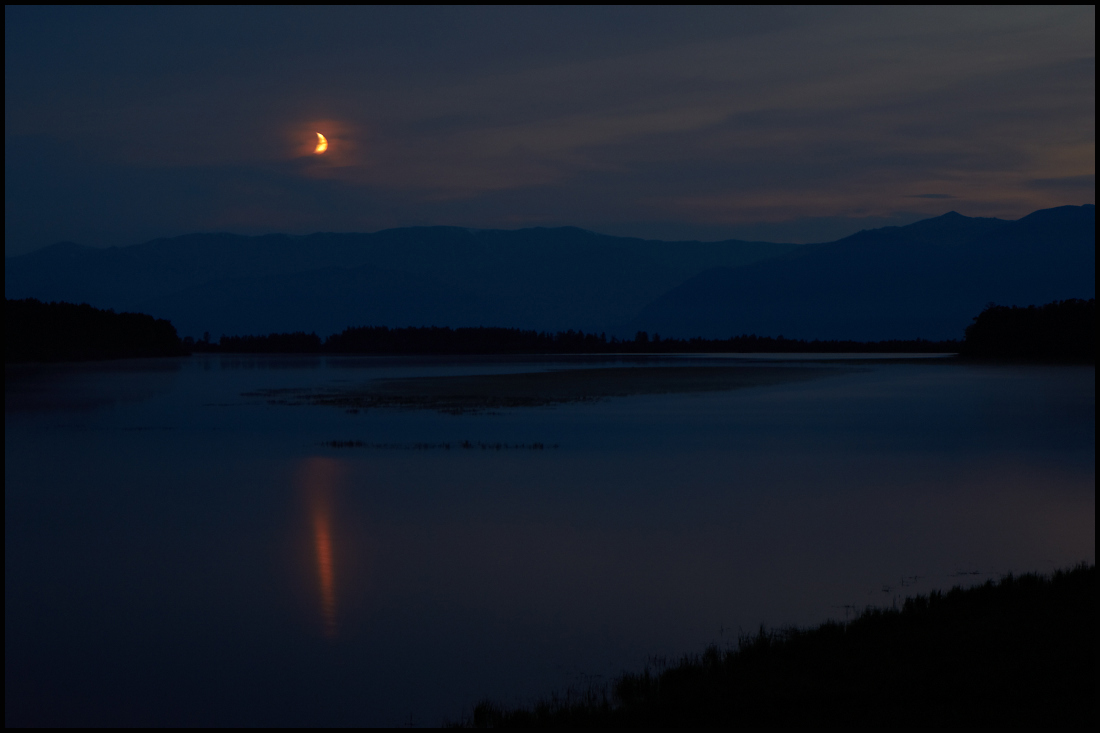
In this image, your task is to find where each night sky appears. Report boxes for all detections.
[5,6,1094,256]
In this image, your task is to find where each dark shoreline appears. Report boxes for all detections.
[8,297,1092,364]
[456,564,1096,727]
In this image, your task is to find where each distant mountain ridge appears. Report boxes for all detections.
[4,227,798,337]
[5,205,1094,341]
[631,205,1095,340]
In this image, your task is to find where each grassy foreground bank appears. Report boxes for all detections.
[459,564,1095,727]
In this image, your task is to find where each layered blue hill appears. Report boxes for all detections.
[5,205,1094,340]
[4,228,795,338]
[630,205,1095,341]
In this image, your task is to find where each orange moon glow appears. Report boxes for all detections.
[314,132,328,154]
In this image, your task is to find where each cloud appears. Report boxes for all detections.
[1023,174,1095,191]
[4,7,1095,255]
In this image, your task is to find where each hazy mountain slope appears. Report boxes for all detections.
[8,207,1093,341]
[630,205,1095,341]
[140,266,491,338]
[5,227,796,337]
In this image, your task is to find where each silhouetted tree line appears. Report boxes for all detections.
[11,297,1092,362]
[210,331,323,353]
[6,298,186,363]
[199,325,959,355]
[962,298,1094,362]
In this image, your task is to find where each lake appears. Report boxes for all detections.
[5,354,1094,726]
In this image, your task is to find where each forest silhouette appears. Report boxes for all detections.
[6,298,186,362]
[182,299,1097,361]
[961,298,1094,361]
[6,297,1094,363]
[203,327,957,356]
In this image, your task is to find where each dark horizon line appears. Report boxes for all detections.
[197,326,960,356]
[10,203,1095,257]
[7,297,1094,363]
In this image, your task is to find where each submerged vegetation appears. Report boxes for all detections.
[459,564,1096,727]
[247,365,838,414]
[324,440,557,450]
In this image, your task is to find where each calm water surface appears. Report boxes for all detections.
[5,355,1094,726]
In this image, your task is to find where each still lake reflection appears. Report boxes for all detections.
[5,355,1095,726]
[302,458,340,639]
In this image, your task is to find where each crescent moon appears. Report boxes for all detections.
[314,132,328,154]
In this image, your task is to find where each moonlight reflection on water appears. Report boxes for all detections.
[301,457,341,639]
[3,355,1093,726]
